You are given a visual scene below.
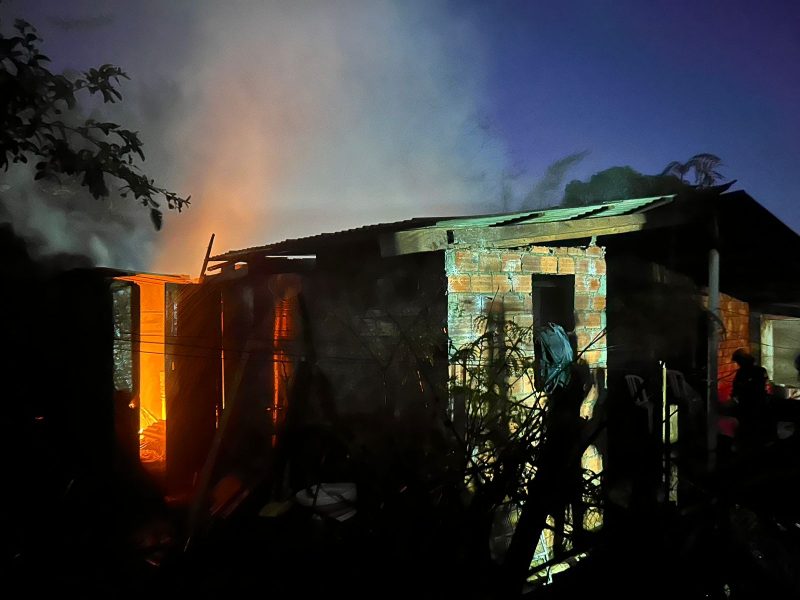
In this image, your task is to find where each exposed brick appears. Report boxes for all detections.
[568,247,583,255]
[504,307,527,320]
[453,250,479,272]
[551,247,570,256]
[510,274,532,293]
[485,296,506,315]
[521,255,541,271]
[448,274,471,293]
[574,294,591,311]
[557,256,575,274]
[448,316,476,337]
[530,246,552,255]
[501,253,522,272]
[502,294,531,312]
[577,329,606,351]
[586,245,605,257]
[583,350,604,366]
[470,274,495,293]
[451,293,482,314]
[713,291,749,387]
[479,253,503,272]
[492,273,513,292]
[591,295,607,311]
[575,275,602,293]
[592,259,607,275]
[541,256,559,274]
[576,311,603,328]
[513,314,534,328]
[575,257,591,274]
[521,254,558,274]
[576,332,593,350]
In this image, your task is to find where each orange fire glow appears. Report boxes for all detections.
[115,274,191,474]
[271,297,294,445]
[138,280,167,470]
[151,73,298,276]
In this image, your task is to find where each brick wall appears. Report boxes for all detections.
[445,245,607,404]
[716,292,750,402]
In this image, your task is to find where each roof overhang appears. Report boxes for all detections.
[211,194,678,263]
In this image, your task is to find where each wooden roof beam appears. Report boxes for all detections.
[379,210,691,255]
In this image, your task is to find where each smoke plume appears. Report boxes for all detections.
[153,1,508,272]
[2,1,510,273]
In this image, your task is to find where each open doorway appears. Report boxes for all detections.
[113,271,224,496]
[761,315,800,387]
[113,274,178,477]
[532,273,575,336]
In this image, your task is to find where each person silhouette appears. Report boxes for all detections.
[730,348,770,450]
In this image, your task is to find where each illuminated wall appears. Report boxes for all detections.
[139,281,166,428]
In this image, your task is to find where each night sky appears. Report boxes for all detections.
[2,0,798,273]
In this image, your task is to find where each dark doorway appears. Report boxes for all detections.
[532,274,575,333]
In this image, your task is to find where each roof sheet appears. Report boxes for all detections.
[211,195,674,260]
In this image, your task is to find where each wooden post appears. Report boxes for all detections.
[199,233,216,280]
[186,338,253,548]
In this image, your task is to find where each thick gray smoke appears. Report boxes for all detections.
[2,1,511,274]
[0,170,154,270]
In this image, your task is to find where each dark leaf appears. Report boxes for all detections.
[0,20,189,224]
[149,208,163,230]
[95,121,117,134]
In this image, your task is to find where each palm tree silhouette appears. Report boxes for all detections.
[661,153,725,188]
[662,160,691,183]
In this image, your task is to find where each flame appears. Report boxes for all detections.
[115,274,181,472]
[271,297,293,445]
[137,279,168,470]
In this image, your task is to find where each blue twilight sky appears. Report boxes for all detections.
[465,0,800,211]
[1,0,798,272]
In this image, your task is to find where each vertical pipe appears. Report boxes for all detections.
[661,360,669,503]
[707,247,720,471]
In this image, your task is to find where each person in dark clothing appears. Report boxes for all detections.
[730,348,770,450]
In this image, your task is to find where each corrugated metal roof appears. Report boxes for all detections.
[211,195,675,260]
[211,216,445,260]
[434,195,671,228]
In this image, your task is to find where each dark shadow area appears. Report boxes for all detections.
[0,223,174,596]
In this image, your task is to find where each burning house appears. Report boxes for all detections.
[92,188,800,571]
[110,272,222,498]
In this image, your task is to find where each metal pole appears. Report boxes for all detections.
[707,247,720,471]
[661,360,669,503]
